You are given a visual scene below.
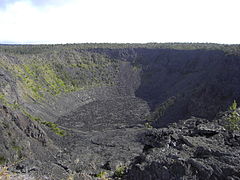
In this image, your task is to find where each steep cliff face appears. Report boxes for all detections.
[0,44,240,179]
[136,49,240,126]
[85,48,240,125]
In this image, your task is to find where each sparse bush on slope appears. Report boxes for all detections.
[226,100,240,131]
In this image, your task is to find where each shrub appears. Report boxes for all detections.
[41,121,66,136]
[144,122,153,129]
[96,171,108,179]
[114,165,126,178]
[226,100,240,131]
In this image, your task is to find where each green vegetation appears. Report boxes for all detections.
[0,93,5,102]
[0,166,9,178]
[22,109,65,136]
[96,171,107,179]
[11,63,78,100]
[22,109,41,122]
[12,145,23,159]
[0,93,7,107]
[0,158,26,178]
[0,43,240,56]
[0,156,6,165]
[41,121,66,136]
[0,99,65,136]
[67,173,75,180]
[0,50,119,102]
[0,92,20,110]
[226,100,240,131]
[12,145,22,152]
[0,47,120,137]
[114,165,126,178]
[148,96,176,122]
[132,64,142,72]
[144,122,153,129]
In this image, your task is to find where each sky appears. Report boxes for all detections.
[0,0,239,44]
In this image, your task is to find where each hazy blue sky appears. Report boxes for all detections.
[0,0,239,44]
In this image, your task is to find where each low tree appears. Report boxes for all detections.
[226,100,240,131]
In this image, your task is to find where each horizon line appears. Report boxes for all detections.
[0,42,239,46]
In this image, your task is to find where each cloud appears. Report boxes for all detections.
[0,0,69,9]
[30,0,67,7]
[0,0,18,9]
[0,0,240,44]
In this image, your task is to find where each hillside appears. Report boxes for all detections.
[0,43,240,179]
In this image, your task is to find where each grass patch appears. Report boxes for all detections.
[9,63,80,100]
[0,92,20,110]
[0,52,119,103]
[22,109,66,136]
[41,121,66,136]
[22,109,41,122]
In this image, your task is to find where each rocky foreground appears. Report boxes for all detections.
[2,113,240,180]
[125,116,240,180]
